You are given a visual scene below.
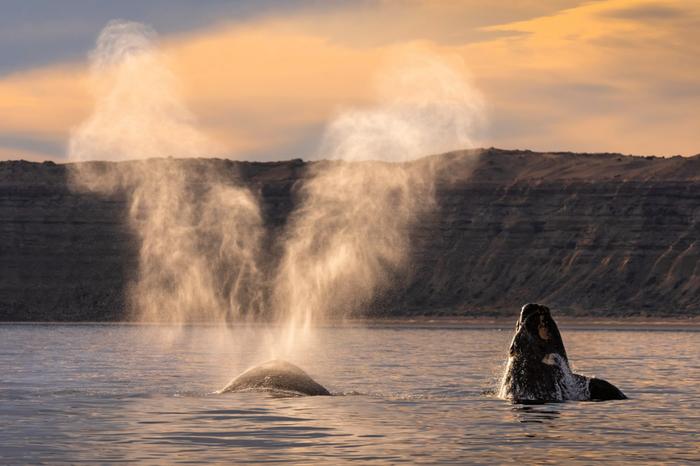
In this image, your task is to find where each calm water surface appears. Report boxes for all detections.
[1,323,698,464]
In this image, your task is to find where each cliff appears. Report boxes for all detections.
[1,148,698,320]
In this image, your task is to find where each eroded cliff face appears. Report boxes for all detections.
[1,149,698,320]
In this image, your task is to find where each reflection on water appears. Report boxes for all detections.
[0,324,698,463]
[512,405,562,424]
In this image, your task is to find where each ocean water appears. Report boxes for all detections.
[0,323,698,464]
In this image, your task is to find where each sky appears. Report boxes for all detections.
[0,0,698,162]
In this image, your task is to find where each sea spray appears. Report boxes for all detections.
[68,21,264,326]
[69,21,213,164]
[271,51,485,357]
[68,23,486,377]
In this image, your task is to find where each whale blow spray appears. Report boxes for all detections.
[68,21,264,324]
[272,51,484,356]
[69,23,486,375]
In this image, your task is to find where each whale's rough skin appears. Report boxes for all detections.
[499,303,627,402]
[220,360,331,396]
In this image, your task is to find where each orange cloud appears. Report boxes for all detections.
[0,18,399,160]
[0,64,88,139]
[164,20,389,157]
[453,0,700,155]
[0,0,698,161]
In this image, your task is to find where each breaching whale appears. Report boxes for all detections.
[220,360,330,396]
[499,303,627,402]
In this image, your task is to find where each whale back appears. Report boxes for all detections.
[221,360,330,396]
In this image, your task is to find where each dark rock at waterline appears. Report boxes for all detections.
[1,149,699,321]
[220,360,330,396]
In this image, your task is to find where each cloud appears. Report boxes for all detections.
[268,0,589,47]
[0,16,393,161]
[0,64,88,153]
[467,0,700,155]
[0,0,325,74]
[600,3,685,20]
[0,0,698,161]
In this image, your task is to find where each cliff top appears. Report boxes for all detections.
[1,148,699,188]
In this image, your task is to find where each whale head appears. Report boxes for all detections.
[509,303,567,362]
[499,303,587,402]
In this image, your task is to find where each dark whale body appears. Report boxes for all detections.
[220,360,330,396]
[500,303,626,402]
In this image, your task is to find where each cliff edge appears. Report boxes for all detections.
[1,148,698,320]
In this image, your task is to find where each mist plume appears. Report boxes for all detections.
[68,22,484,361]
[272,51,484,352]
[68,21,264,323]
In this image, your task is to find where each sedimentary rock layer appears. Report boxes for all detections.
[1,149,698,320]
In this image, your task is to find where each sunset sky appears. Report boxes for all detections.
[1,0,698,162]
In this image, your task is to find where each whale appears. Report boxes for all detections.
[499,303,627,402]
[220,360,331,396]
